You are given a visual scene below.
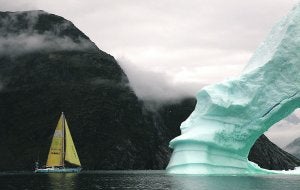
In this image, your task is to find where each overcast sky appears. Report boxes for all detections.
[0,0,297,100]
[0,0,299,146]
[265,109,300,148]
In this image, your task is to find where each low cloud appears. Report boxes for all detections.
[1,0,299,144]
[0,11,94,56]
[118,57,203,102]
[0,33,94,56]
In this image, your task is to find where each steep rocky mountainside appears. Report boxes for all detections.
[249,135,300,170]
[0,10,299,171]
[284,137,300,159]
[144,98,197,169]
[0,11,156,170]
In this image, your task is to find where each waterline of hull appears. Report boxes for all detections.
[35,168,81,173]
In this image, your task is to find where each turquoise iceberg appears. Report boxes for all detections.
[167,4,300,175]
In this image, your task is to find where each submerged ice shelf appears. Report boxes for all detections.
[167,4,300,175]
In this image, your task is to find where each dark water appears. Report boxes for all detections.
[0,170,300,190]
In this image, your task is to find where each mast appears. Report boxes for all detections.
[46,113,65,167]
[62,112,65,167]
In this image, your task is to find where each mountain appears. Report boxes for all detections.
[0,10,157,170]
[0,10,299,171]
[143,98,197,168]
[284,137,300,159]
[249,135,300,170]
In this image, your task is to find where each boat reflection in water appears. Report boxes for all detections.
[47,173,78,190]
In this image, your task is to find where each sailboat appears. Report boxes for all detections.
[35,112,82,173]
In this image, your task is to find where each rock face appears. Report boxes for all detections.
[0,11,199,171]
[0,11,157,170]
[249,135,300,170]
[0,10,299,171]
[284,137,300,159]
[167,4,300,174]
[144,99,198,169]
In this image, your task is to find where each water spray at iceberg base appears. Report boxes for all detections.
[166,4,300,175]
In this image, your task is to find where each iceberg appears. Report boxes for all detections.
[167,4,300,175]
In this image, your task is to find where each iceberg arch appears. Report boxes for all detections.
[167,4,300,174]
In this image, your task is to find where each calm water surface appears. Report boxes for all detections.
[0,170,299,190]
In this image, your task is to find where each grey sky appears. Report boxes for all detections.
[0,0,296,99]
[0,0,299,146]
[265,110,300,148]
